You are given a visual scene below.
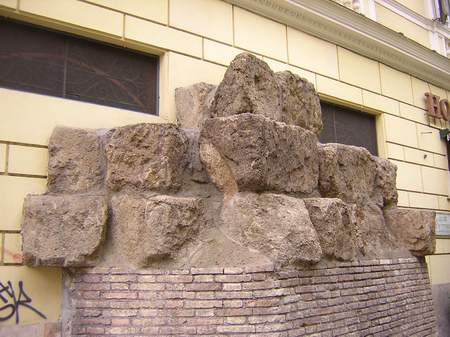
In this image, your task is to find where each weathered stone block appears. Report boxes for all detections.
[385,208,436,256]
[47,126,104,193]
[221,193,322,265]
[22,195,107,266]
[210,53,281,120]
[275,71,322,135]
[373,157,398,207]
[210,53,322,135]
[304,198,357,261]
[175,82,216,129]
[111,195,205,266]
[183,129,210,184]
[318,143,398,207]
[200,113,319,194]
[318,143,377,204]
[106,123,188,192]
[355,203,401,258]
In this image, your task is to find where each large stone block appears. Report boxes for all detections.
[184,129,210,184]
[355,203,401,258]
[22,195,107,266]
[210,53,322,135]
[221,193,322,265]
[275,71,322,135]
[175,82,216,129]
[318,143,398,207]
[200,113,319,194]
[47,126,104,193]
[373,157,398,207]
[210,53,281,120]
[106,123,188,192]
[111,195,205,266]
[318,143,377,204]
[304,198,357,261]
[385,208,436,256]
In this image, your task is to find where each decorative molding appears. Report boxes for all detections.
[376,0,450,38]
[225,0,450,90]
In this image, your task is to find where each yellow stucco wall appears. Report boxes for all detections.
[0,0,449,327]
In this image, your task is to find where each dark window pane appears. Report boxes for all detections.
[0,19,65,96]
[320,102,378,155]
[319,107,335,144]
[65,38,157,113]
[0,18,158,115]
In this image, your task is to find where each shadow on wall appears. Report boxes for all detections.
[432,283,450,337]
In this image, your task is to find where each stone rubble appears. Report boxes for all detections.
[21,52,435,268]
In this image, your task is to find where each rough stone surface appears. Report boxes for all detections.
[198,141,237,197]
[355,203,403,258]
[275,71,323,135]
[22,194,107,266]
[304,198,358,261]
[318,143,399,208]
[111,194,205,266]
[175,82,216,129]
[374,156,398,207]
[106,123,188,192]
[183,129,210,184]
[318,143,377,204]
[200,113,319,194]
[221,192,322,265]
[385,208,436,256]
[210,53,281,120]
[209,53,322,135]
[47,126,104,193]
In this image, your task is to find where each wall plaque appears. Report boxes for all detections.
[436,212,450,236]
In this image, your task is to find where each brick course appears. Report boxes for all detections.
[69,258,436,336]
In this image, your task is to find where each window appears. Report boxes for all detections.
[0,18,158,114]
[431,0,450,24]
[320,102,378,155]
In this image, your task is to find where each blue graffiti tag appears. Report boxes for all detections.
[0,281,46,324]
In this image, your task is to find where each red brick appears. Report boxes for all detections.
[223,283,242,291]
[102,291,137,299]
[215,274,252,283]
[184,300,223,308]
[191,267,224,274]
[137,275,156,282]
[156,274,193,283]
[217,324,255,333]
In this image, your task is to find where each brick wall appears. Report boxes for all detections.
[69,258,436,337]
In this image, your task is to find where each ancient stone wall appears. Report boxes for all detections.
[20,53,438,336]
[70,258,435,337]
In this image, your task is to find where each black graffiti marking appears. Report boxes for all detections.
[0,281,46,324]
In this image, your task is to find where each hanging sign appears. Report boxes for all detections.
[425,92,450,120]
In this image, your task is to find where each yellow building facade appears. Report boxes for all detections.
[0,0,449,335]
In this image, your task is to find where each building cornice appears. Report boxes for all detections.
[376,0,450,38]
[226,0,450,90]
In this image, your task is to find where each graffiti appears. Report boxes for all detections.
[0,281,46,324]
